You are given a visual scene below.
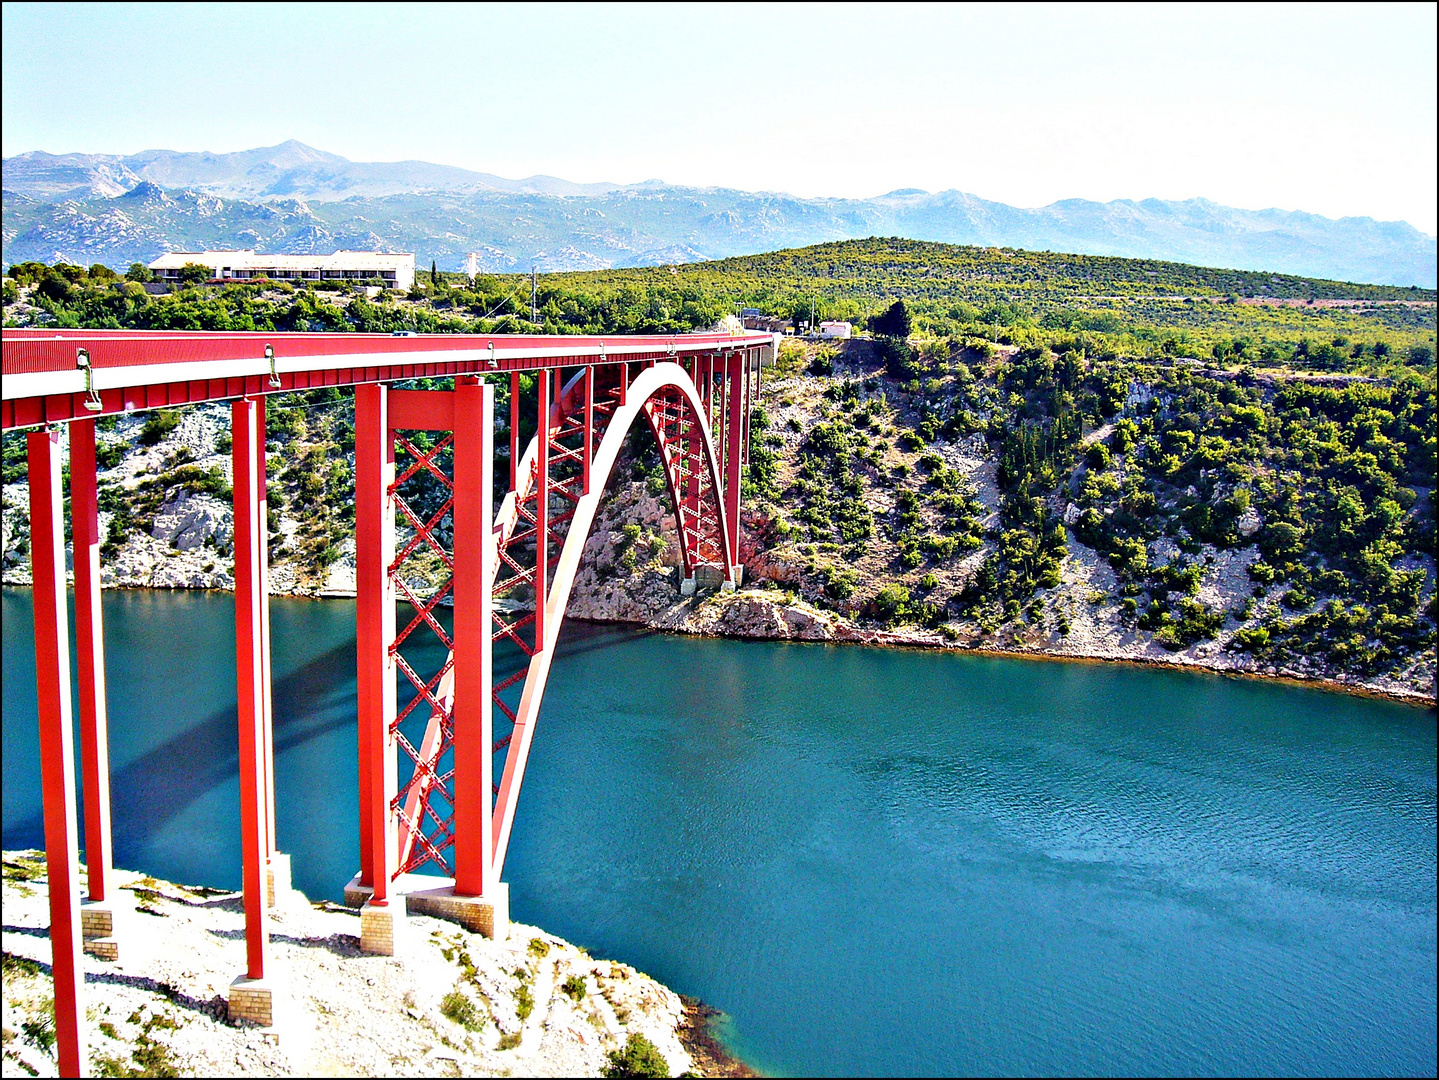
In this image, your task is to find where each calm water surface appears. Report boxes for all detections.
[3,586,1435,1076]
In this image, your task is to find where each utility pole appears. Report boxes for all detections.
[531,266,538,326]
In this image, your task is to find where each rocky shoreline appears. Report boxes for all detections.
[3,372,1431,707]
[0,851,747,1079]
[570,590,1436,708]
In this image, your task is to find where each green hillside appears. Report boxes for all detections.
[8,239,1435,374]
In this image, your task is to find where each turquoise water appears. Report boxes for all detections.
[3,586,1435,1076]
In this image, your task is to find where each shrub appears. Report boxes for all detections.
[95,441,126,470]
[514,981,534,1021]
[1230,626,1270,651]
[822,566,859,600]
[562,975,587,1002]
[440,990,485,1031]
[874,583,911,621]
[808,350,835,376]
[603,1033,670,1079]
[138,410,182,446]
[22,1012,55,1053]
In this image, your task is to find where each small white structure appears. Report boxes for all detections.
[148,250,415,290]
[819,321,853,339]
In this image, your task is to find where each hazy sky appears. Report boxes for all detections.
[3,2,1435,233]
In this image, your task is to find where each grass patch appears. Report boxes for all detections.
[94,1009,182,1078]
[439,989,485,1032]
[513,981,534,1021]
[2,856,45,882]
[2,952,44,978]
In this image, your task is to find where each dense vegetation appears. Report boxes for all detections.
[6,239,1434,373]
[4,243,1435,688]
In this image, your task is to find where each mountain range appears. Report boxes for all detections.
[3,141,1434,287]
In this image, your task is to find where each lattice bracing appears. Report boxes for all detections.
[390,356,748,882]
[387,433,459,877]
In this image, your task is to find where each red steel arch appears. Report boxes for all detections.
[388,360,740,887]
[491,360,734,875]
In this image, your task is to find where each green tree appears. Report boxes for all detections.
[125,263,153,283]
[176,262,211,285]
[431,260,439,287]
[603,1033,669,1078]
[872,299,912,338]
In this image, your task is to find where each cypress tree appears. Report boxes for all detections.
[431,260,439,286]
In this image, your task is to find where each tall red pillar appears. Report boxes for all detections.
[724,353,745,576]
[28,428,86,1077]
[71,419,114,905]
[453,379,494,897]
[256,399,277,863]
[231,399,269,980]
[508,371,520,492]
[582,366,593,496]
[354,384,397,901]
[534,369,550,650]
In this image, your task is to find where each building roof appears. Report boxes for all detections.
[148,250,414,271]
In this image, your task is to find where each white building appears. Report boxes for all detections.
[148,250,415,290]
[819,321,853,339]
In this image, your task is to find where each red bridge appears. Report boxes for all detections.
[2,326,775,1072]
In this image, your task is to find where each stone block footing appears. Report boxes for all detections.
[228,975,287,1032]
[343,872,509,941]
[359,900,406,956]
[408,883,509,941]
[686,565,743,595]
[81,897,131,960]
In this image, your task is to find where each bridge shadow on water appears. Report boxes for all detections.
[2,593,651,899]
[5,636,358,893]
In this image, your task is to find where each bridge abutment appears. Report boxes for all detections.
[345,872,510,946]
[81,893,133,961]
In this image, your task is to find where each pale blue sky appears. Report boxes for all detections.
[3,2,1435,232]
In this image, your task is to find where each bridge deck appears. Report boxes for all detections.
[1,328,774,429]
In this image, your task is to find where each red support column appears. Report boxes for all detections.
[354,384,397,901]
[453,379,494,897]
[582,366,593,496]
[231,399,269,980]
[534,369,550,649]
[72,418,114,905]
[719,359,730,485]
[256,399,276,863]
[724,354,745,575]
[704,354,714,422]
[508,372,520,492]
[742,352,752,466]
[28,428,86,1078]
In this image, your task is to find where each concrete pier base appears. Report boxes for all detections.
[359,899,406,955]
[344,872,509,941]
[228,974,286,1031]
[407,883,509,941]
[80,895,131,961]
[680,574,697,597]
[720,565,744,593]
